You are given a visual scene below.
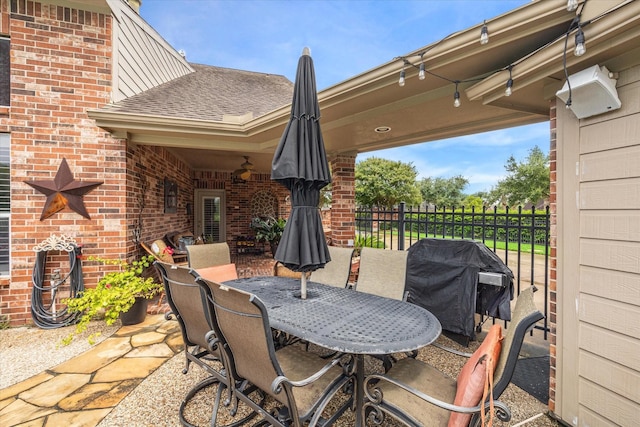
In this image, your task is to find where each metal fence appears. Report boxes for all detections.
[355,203,551,339]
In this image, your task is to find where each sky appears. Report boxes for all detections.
[140,0,549,195]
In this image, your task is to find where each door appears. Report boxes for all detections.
[194,189,226,243]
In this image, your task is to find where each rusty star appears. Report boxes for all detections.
[25,158,103,220]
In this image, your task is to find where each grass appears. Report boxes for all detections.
[364,230,549,255]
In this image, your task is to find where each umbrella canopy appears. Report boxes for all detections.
[272,47,331,296]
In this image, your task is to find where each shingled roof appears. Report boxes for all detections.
[101,63,294,122]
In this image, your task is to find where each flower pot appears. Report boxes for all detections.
[119,297,148,325]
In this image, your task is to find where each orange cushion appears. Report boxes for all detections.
[196,263,238,283]
[448,324,503,427]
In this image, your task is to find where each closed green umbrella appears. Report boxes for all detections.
[271,47,331,299]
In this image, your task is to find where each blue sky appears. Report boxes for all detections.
[141,0,548,194]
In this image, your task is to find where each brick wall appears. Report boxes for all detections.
[328,154,356,246]
[0,1,119,326]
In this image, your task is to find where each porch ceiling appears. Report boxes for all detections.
[89,0,638,174]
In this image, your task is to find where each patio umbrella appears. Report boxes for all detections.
[271,47,331,299]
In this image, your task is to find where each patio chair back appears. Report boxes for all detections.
[198,278,351,426]
[154,261,213,352]
[186,242,231,269]
[309,246,354,288]
[356,247,408,300]
[492,285,545,398]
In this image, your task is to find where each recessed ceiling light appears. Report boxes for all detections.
[375,126,391,133]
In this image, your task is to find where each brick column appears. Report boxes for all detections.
[328,153,356,247]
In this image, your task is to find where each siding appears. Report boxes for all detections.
[573,64,640,424]
[106,0,193,102]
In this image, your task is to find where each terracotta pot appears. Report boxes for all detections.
[119,297,148,325]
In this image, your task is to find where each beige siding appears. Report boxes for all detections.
[558,63,640,424]
[107,0,193,102]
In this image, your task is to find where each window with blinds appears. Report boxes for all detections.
[202,196,221,242]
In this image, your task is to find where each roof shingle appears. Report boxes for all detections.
[102,63,294,122]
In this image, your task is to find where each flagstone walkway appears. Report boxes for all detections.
[0,315,182,427]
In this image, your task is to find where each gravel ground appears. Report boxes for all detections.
[1,322,559,427]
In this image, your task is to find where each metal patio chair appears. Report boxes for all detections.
[309,246,355,288]
[186,242,232,269]
[355,247,408,300]
[155,260,255,427]
[196,277,353,427]
[363,286,544,427]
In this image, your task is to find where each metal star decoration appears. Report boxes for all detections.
[25,158,103,220]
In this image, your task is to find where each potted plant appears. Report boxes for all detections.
[251,216,286,255]
[62,254,162,344]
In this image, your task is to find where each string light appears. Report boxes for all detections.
[574,26,586,56]
[480,21,489,45]
[505,65,513,96]
[389,0,620,111]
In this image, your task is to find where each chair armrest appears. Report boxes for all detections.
[271,353,348,393]
[365,373,510,418]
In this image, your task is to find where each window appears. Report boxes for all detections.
[0,37,9,106]
[0,134,9,275]
[194,189,226,243]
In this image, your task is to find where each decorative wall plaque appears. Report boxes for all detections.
[25,158,103,220]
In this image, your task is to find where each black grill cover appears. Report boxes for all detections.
[406,238,514,341]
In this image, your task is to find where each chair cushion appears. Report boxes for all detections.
[449,324,503,427]
[196,263,238,283]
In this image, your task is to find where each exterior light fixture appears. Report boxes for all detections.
[574,27,586,56]
[374,126,391,133]
[453,81,461,108]
[480,21,489,45]
[505,66,513,96]
[567,0,578,12]
[418,62,425,80]
[398,67,406,87]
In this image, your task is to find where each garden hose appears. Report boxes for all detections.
[31,235,84,329]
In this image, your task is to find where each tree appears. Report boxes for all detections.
[419,175,469,207]
[355,157,421,207]
[462,195,484,210]
[490,146,549,207]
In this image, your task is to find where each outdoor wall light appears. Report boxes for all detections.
[480,21,489,45]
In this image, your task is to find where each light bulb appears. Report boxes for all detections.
[574,28,586,56]
[505,78,513,97]
[453,91,461,108]
[398,69,406,87]
[480,23,489,45]
[419,62,425,80]
[567,0,578,12]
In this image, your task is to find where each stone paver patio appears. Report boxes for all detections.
[0,315,181,427]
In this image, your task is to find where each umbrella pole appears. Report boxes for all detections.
[301,274,307,299]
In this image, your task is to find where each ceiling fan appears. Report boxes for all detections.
[232,156,254,181]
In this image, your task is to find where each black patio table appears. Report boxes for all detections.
[222,276,442,426]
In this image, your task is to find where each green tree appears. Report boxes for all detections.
[490,146,550,206]
[419,175,469,207]
[355,157,421,207]
[462,195,484,210]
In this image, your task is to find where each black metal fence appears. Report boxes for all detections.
[355,203,551,339]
